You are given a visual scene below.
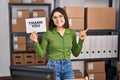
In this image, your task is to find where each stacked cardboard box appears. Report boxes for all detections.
[64,6,84,30]
[13,36,26,51]
[74,76,88,80]
[85,61,106,80]
[13,53,46,66]
[24,53,35,65]
[12,53,24,65]
[32,0,44,3]
[73,69,82,78]
[9,0,22,3]
[32,9,45,18]
[9,0,44,3]
[35,54,46,65]
[12,10,30,32]
[86,7,116,30]
[63,6,116,30]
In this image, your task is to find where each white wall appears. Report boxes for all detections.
[0,0,10,77]
[59,0,109,7]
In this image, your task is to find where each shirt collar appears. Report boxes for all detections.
[53,28,70,34]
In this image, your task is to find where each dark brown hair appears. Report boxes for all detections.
[49,7,69,30]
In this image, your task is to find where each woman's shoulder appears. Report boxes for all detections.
[45,30,52,33]
[43,30,53,36]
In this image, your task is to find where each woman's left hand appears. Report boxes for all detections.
[79,28,88,40]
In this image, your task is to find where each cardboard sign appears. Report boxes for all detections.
[25,17,46,33]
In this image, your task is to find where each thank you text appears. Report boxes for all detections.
[25,17,46,33]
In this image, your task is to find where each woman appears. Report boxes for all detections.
[30,7,87,80]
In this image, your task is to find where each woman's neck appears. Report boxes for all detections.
[57,27,65,36]
[57,27,65,31]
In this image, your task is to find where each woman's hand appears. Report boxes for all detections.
[30,31,38,42]
[79,28,88,40]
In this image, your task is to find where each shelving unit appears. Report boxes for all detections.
[8,2,51,66]
[117,0,120,62]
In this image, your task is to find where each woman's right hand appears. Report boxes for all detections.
[30,31,38,42]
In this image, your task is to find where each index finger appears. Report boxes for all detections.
[32,31,37,34]
[84,28,88,32]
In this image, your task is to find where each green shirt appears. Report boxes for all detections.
[33,28,84,60]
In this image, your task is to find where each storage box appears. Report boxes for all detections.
[69,18,84,30]
[73,69,82,78]
[88,72,106,80]
[85,61,105,73]
[12,53,24,65]
[12,18,26,32]
[86,7,116,30]
[24,53,35,65]
[64,6,84,18]
[13,36,26,43]
[9,0,22,3]
[24,53,35,60]
[74,76,88,80]
[32,0,44,3]
[17,10,30,18]
[35,54,46,65]
[13,43,26,51]
[32,9,45,18]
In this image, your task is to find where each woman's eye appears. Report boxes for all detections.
[59,15,63,18]
[53,16,57,19]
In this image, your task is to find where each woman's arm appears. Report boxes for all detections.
[30,31,48,58]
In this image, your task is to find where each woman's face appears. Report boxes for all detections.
[52,11,65,28]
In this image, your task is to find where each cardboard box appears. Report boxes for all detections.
[86,7,116,30]
[13,43,26,51]
[12,18,26,32]
[13,36,26,43]
[24,59,35,65]
[24,53,35,60]
[24,53,35,65]
[32,0,44,3]
[35,54,46,65]
[73,69,82,78]
[9,0,22,3]
[12,53,24,65]
[12,24,26,32]
[17,10,30,18]
[74,76,88,80]
[64,6,84,18]
[85,61,105,73]
[88,72,106,80]
[33,9,45,18]
[69,18,84,30]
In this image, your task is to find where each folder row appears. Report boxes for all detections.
[71,35,118,59]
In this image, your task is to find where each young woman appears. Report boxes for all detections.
[30,7,87,80]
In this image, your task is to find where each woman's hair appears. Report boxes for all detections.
[49,7,69,30]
